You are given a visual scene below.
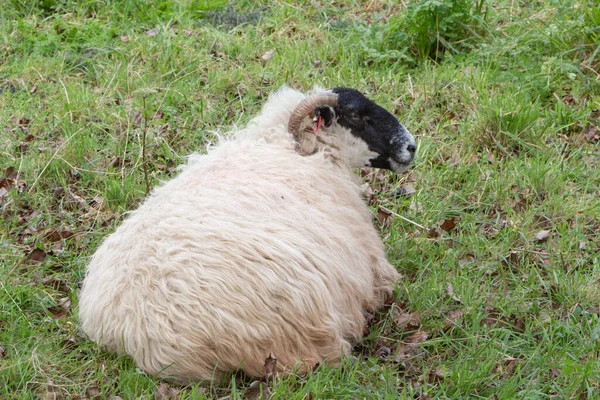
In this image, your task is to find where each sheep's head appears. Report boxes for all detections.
[288,88,416,173]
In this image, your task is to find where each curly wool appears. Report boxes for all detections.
[78,86,400,383]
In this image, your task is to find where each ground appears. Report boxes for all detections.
[0,0,599,399]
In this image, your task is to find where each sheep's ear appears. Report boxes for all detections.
[314,105,335,128]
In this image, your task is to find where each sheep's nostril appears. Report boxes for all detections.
[407,144,416,154]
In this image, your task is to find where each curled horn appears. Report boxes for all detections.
[287,93,338,136]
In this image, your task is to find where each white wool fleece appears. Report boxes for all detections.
[78,86,400,383]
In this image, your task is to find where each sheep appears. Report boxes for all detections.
[78,85,416,383]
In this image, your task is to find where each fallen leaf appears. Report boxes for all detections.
[145,27,160,37]
[0,347,5,359]
[261,49,275,62]
[244,380,270,400]
[394,312,413,330]
[578,241,587,250]
[120,33,128,43]
[481,310,505,329]
[42,276,70,294]
[68,189,88,209]
[445,283,462,304]
[395,330,429,362]
[130,111,143,126]
[153,383,178,400]
[38,380,62,400]
[43,226,74,242]
[61,336,78,350]
[440,218,456,232]
[534,229,551,242]
[264,353,277,379]
[409,201,423,213]
[17,117,31,127]
[85,386,102,399]
[512,316,526,332]
[5,166,17,180]
[48,297,71,319]
[583,124,599,142]
[311,59,322,68]
[496,358,518,376]
[377,206,392,227]
[28,248,46,263]
[550,368,561,378]
[427,227,441,238]
[427,369,444,383]
[444,309,465,330]
[481,223,499,237]
[30,85,38,94]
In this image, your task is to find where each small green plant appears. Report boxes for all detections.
[358,0,489,66]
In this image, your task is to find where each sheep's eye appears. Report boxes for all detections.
[364,116,372,124]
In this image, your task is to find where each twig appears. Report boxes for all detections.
[378,205,428,231]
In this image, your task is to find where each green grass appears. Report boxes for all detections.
[1,0,599,398]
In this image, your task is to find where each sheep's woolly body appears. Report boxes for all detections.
[78,86,400,382]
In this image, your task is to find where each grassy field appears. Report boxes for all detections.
[1,0,599,398]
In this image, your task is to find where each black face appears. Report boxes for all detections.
[319,88,416,172]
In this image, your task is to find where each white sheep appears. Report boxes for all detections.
[78,85,416,383]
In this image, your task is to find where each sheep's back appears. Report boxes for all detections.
[78,140,399,382]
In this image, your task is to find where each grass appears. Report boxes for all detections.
[0,0,599,398]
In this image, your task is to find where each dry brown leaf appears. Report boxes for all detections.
[409,201,423,213]
[583,125,599,142]
[446,309,464,323]
[48,297,71,319]
[62,336,78,350]
[153,383,178,400]
[550,368,561,378]
[130,111,143,126]
[394,312,413,330]
[496,358,518,376]
[261,49,275,62]
[440,218,456,232]
[427,227,441,238]
[30,84,38,94]
[41,276,69,294]
[534,229,551,242]
[68,189,88,209]
[244,381,270,400]
[377,206,392,227]
[395,330,429,362]
[85,386,102,399]
[264,353,277,379]
[427,369,445,383]
[445,283,462,304]
[28,248,46,263]
[145,27,160,37]
[38,381,62,400]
